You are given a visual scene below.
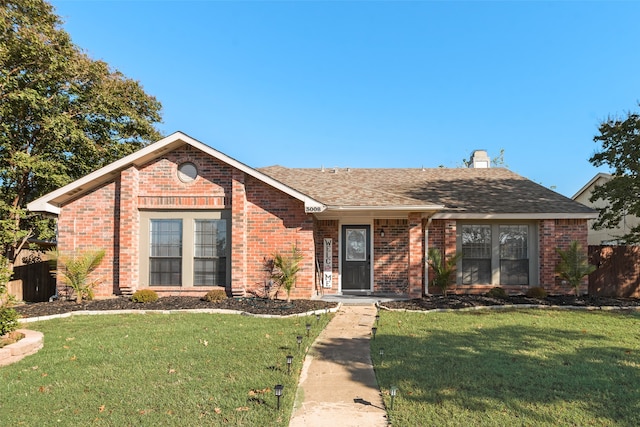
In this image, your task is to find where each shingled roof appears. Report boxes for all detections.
[259,165,597,218]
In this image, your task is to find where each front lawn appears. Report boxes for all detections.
[0,312,330,426]
[373,309,640,426]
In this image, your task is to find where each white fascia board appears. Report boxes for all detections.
[325,204,444,212]
[27,131,326,215]
[314,205,444,220]
[431,212,599,220]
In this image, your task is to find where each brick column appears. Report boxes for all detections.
[118,166,140,295]
[408,213,424,298]
[231,170,247,297]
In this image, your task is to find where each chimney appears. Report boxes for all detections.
[469,150,490,168]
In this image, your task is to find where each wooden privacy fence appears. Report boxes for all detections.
[588,245,640,298]
[8,245,57,302]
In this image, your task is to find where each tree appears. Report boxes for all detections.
[0,0,162,268]
[589,105,640,243]
[555,241,596,296]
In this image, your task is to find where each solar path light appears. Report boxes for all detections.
[286,354,293,375]
[371,327,377,340]
[390,386,397,410]
[274,384,284,410]
[296,335,303,351]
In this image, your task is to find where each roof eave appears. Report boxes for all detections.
[432,212,599,220]
[324,205,445,212]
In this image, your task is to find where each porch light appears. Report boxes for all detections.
[380,229,385,237]
[390,386,397,410]
[286,354,293,375]
[296,335,303,351]
[306,323,311,337]
[371,327,377,339]
[274,384,284,410]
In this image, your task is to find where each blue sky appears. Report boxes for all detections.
[50,0,640,197]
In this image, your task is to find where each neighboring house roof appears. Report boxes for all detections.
[260,166,598,219]
[27,132,326,215]
[572,172,611,200]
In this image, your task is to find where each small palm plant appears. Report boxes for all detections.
[272,245,303,303]
[428,247,462,296]
[555,241,596,296]
[49,249,106,303]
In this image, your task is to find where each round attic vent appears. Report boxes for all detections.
[177,162,198,182]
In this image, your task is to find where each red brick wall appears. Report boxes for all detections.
[428,218,590,295]
[374,219,410,294]
[243,176,315,299]
[540,219,590,294]
[408,213,424,298]
[57,181,119,298]
[57,146,316,299]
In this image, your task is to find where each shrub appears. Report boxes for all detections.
[427,248,462,296]
[49,248,106,303]
[131,289,159,303]
[486,287,508,299]
[0,306,19,336]
[526,286,548,299]
[0,255,18,335]
[272,245,303,303]
[202,289,228,302]
[555,241,596,295]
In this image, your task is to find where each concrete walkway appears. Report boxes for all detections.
[289,304,388,427]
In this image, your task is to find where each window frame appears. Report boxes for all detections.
[193,219,227,286]
[140,210,231,288]
[456,221,538,286]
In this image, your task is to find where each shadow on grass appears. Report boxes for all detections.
[373,311,640,424]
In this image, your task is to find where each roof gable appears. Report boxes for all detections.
[27,132,325,214]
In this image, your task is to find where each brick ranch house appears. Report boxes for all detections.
[28,132,598,299]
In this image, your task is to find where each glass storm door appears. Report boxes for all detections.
[341,225,371,292]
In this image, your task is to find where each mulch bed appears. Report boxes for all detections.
[13,296,338,318]
[382,294,640,311]
[12,294,640,319]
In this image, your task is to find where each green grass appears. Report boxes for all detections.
[372,309,640,426]
[0,312,331,426]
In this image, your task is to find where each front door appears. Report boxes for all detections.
[341,225,371,292]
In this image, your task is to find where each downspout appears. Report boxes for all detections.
[424,215,433,296]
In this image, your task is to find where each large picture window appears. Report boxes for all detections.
[194,220,227,286]
[458,222,535,286]
[141,211,230,288]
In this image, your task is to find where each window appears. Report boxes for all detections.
[458,222,535,286]
[499,225,529,285]
[194,220,227,286]
[150,219,182,286]
[461,225,492,284]
[141,211,230,288]
[177,162,198,182]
